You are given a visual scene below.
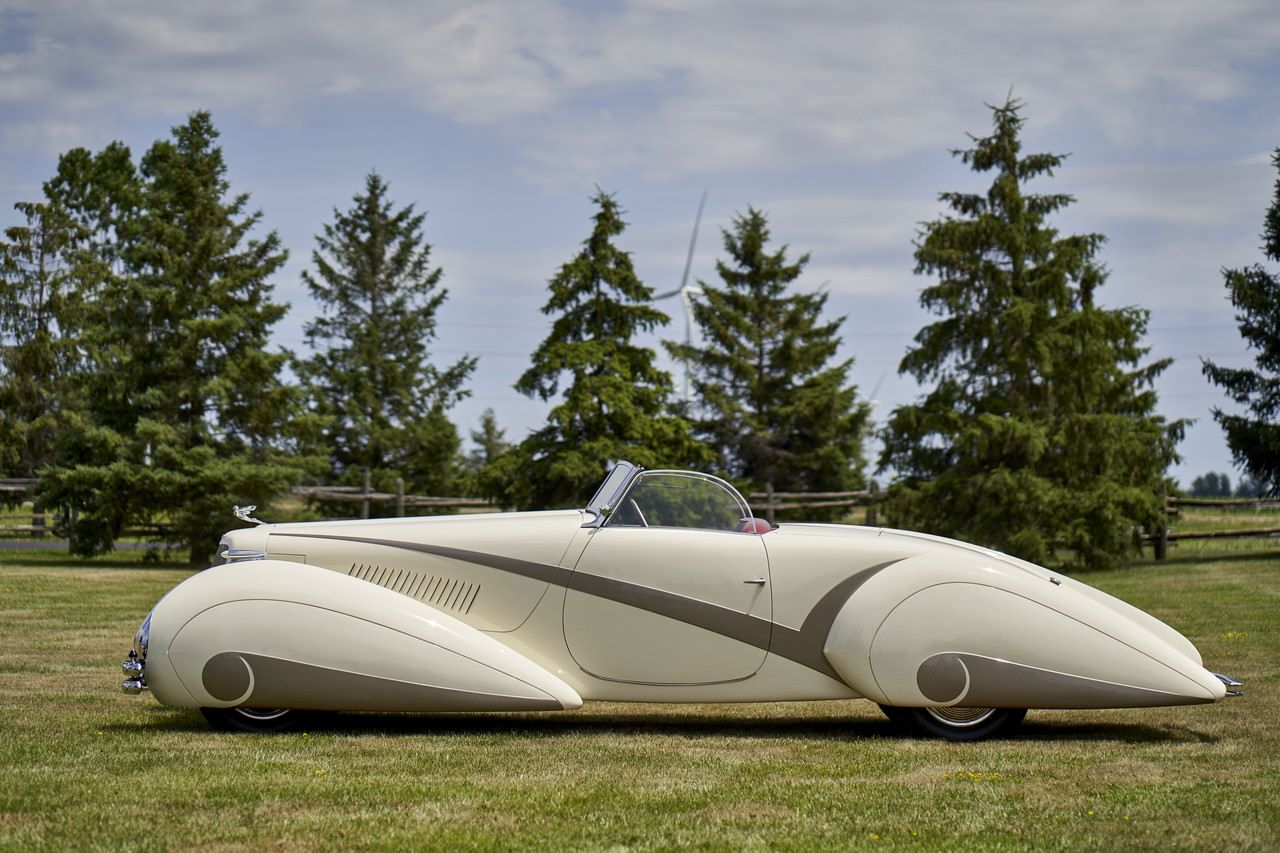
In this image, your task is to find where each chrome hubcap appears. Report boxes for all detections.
[925,706,997,727]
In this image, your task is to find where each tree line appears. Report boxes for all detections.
[2,99,1277,568]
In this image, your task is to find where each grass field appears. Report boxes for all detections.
[1,541,1277,850]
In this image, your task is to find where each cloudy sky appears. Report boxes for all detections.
[2,0,1278,484]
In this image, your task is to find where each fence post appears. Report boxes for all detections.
[866,480,879,527]
[1154,484,1168,560]
[765,482,775,527]
[396,477,405,517]
[361,468,371,520]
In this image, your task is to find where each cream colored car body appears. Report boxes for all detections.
[126,465,1231,732]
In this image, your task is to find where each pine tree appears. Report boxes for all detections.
[489,189,709,509]
[0,201,78,479]
[468,408,510,471]
[1189,472,1231,497]
[297,172,474,504]
[1203,149,1280,496]
[460,408,510,497]
[36,113,308,562]
[881,98,1182,568]
[666,207,870,517]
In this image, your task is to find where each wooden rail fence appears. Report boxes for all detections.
[748,483,882,525]
[1136,494,1280,559]
[4,477,1278,560]
[1,474,495,537]
[296,472,494,519]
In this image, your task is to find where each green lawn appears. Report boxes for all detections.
[0,545,1276,851]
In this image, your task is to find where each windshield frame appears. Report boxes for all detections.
[584,461,643,522]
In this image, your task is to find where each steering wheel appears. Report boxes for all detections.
[629,499,649,528]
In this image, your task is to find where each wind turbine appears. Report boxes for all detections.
[654,190,708,402]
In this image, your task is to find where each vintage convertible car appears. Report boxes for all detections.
[120,463,1241,740]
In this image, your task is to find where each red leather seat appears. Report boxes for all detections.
[739,518,774,534]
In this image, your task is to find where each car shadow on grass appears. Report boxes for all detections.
[120,706,1217,744]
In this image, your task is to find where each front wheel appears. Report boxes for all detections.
[201,706,310,733]
[880,705,1026,741]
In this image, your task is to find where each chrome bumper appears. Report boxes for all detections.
[121,649,146,695]
[1214,672,1244,698]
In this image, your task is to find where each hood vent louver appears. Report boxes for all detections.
[348,563,480,615]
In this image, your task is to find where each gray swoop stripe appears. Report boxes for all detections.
[203,651,562,712]
[274,532,901,681]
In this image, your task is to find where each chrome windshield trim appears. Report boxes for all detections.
[583,461,643,526]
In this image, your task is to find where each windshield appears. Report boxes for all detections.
[607,471,753,531]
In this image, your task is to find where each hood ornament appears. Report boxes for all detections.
[232,505,266,526]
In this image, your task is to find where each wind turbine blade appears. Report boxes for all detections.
[679,189,708,292]
[868,370,888,407]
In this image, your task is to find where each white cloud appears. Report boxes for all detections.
[0,118,86,155]
[3,0,1278,175]
[1065,158,1277,227]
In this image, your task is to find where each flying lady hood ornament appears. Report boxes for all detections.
[232,505,265,526]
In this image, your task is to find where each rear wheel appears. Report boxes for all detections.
[880,704,1026,741]
[201,706,310,733]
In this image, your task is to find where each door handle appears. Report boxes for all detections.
[743,577,767,585]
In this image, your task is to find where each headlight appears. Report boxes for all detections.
[134,612,152,662]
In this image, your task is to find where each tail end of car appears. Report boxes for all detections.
[822,551,1231,714]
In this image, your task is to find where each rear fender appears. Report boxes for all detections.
[823,554,1222,708]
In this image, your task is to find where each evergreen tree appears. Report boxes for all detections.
[468,408,510,471]
[0,201,78,480]
[880,98,1182,568]
[1189,472,1232,497]
[1203,149,1280,496]
[666,207,870,517]
[297,172,474,503]
[1234,475,1264,498]
[460,408,510,497]
[489,189,709,509]
[37,112,308,562]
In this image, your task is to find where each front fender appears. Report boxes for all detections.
[144,560,581,712]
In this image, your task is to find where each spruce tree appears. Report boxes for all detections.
[0,201,78,480]
[37,112,307,562]
[881,98,1182,568]
[468,408,510,471]
[460,408,510,497]
[489,189,709,509]
[1202,149,1280,496]
[297,172,474,503]
[665,207,870,517]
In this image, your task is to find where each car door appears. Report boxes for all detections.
[562,471,772,685]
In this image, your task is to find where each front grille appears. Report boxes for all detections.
[348,563,479,615]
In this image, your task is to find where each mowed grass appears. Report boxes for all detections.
[0,545,1277,851]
